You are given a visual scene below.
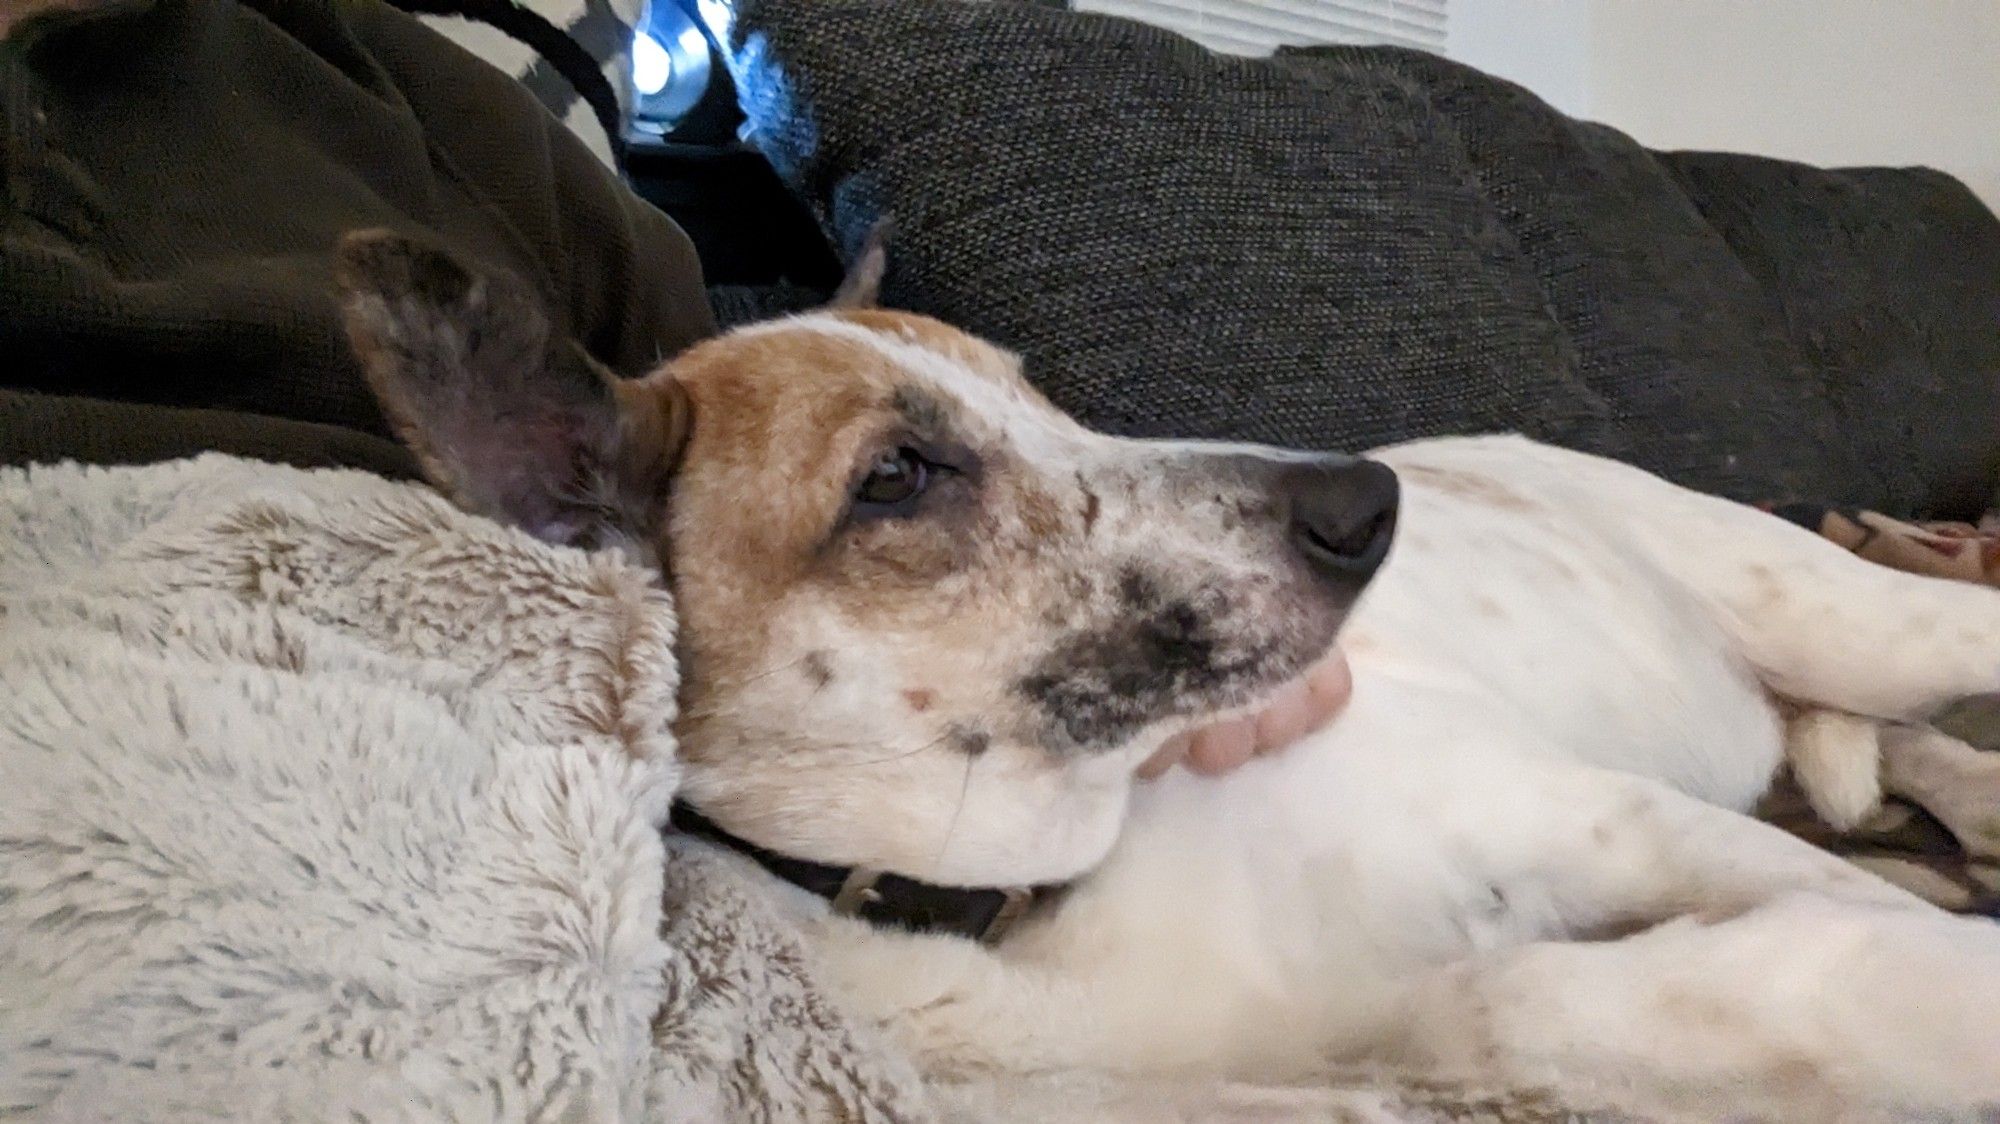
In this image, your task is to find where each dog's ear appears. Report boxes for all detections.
[333,229,686,551]
[828,217,893,309]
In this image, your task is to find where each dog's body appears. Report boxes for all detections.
[335,233,2000,1120]
[809,435,2000,1117]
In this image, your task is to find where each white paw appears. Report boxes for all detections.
[803,915,1009,1076]
[805,914,948,1025]
[1786,709,1884,831]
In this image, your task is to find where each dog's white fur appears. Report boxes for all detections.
[744,327,2000,1119]
[336,236,2000,1121]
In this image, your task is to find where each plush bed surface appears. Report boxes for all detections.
[0,455,928,1122]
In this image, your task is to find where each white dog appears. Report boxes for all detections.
[337,230,2000,1121]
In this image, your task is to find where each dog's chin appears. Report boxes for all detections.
[1116,638,1351,775]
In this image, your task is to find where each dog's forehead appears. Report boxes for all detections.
[706,311,1077,449]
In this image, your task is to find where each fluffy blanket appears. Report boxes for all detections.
[0,455,1687,1122]
[0,456,928,1122]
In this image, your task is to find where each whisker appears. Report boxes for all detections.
[808,731,955,770]
[713,655,812,688]
[932,751,977,877]
[676,657,817,721]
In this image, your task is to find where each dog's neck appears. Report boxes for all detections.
[668,802,1056,944]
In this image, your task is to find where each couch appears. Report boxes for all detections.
[4,1,1999,1120]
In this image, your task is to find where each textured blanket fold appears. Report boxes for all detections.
[0,455,930,1122]
[0,455,1678,1122]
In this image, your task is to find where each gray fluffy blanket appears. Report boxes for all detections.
[0,456,1666,1122]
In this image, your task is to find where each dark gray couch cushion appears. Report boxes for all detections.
[725,0,2000,516]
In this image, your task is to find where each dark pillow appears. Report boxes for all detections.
[724,0,2000,515]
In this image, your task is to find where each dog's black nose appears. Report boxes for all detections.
[1282,457,1399,586]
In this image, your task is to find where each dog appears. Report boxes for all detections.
[334,229,2000,1121]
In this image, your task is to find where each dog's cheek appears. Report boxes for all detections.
[1009,565,1275,754]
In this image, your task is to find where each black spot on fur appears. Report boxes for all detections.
[1017,566,1271,752]
[1079,480,1101,536]
[949,724,992,756]
[1116,565,1160,610]
[801,650,834,688]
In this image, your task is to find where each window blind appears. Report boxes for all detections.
[1074,0,1447,56]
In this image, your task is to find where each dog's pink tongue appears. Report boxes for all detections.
[1136,650,1352,778]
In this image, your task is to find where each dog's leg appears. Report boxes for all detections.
[802,915,1126,1079]
[1375,749,2000,1116]
[805,903,1336,1080]
[1882,724,2000,859]
[1784,716,2000,862]
[812,755,1930,1081]
[809,758,1964,1092]
[1384,892,2000,1118]
[1647,499,2000,719]
[1407,748,1925,927]
[1467,438,2000,719]
[1785,707,1885,831]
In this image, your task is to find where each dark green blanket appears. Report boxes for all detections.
[0,0,713,469]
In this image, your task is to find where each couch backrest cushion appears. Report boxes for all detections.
[726,0,2000,516]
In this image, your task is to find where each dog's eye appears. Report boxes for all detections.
[855,447,933,512]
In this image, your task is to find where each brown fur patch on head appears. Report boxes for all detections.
[659,322,966,644]
[653,309,1090,687]
[824,308,1030,384]
[649,314,1023,768]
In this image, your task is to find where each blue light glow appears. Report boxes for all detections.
[675,21,708,64]
[695,0,733,44]
[630,0,717,132]
[633,31,671,97]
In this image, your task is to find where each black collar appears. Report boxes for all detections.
[669,802,1050,944]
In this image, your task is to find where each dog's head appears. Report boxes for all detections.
[335,231,1395,886]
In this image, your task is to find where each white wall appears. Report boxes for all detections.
[1449,1,2000,212]
[1447,0,1591,118]
[1590,2,1999,211]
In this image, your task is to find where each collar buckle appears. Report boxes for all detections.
[980,885,1035,944]
[830,866,885,915]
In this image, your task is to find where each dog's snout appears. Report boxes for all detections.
[1282,458,1399,586]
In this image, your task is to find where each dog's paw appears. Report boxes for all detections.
[805,914,934,1015]
[1882,725,2000,860]
[802,915,1006,1073]
[803,914,1090,1078]
[1785,709,1884,832]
